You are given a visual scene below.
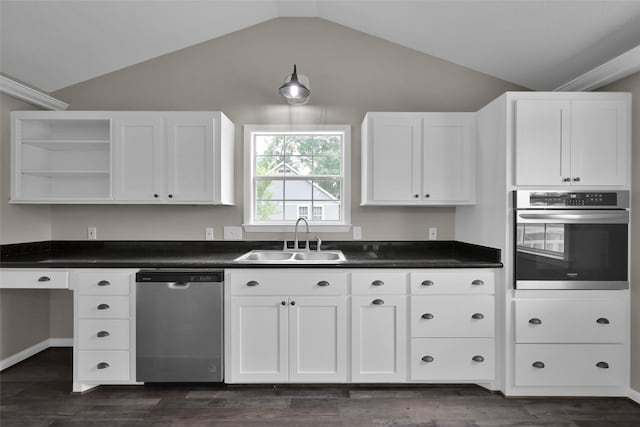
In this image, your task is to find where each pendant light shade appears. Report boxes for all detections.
[278,64,310,105]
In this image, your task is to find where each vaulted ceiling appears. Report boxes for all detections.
[2,1,640,93]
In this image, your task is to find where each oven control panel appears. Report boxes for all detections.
[514,191,629,209]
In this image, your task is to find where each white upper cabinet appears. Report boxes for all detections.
[12,111,235,204]
[361,113,475,205]
[113,112,234,204]
[514,95,630,187]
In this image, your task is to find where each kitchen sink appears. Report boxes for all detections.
[234,250,346,263]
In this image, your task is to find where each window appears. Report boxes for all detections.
[244,125,350,231]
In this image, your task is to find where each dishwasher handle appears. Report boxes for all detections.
[167,282,190,289]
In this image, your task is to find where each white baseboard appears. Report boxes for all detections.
[0,338,72,371]
[629,387,640,405]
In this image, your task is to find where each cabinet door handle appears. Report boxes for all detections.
[97,280,110,287]
[424,194,430,198]
[413,194,420,198]
[596,317,610,324]
[246,281,259,287]
[97,331,110,338]
[471,279,484,286]
[532,361,545,369]
[371,280,384,286]
[290,301,296,306]
[97,304,110,310]
[421,355,434,363]
[153,194,159,198]
[372,299,384,305]
[596,361,609,369]
[421,313,434,320]
[471,313,485,320]
[573,177,581,182]
[281,301,287,306]
[562,177,571,182]
[317,280,330,287]
[421,280,434,287]
[97,362,110,370]
[528,318,542,325]
[37,276,51,282]
[168,194,174,198]
[472,355,485,363]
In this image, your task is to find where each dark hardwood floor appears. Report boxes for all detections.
[1,348,640,426]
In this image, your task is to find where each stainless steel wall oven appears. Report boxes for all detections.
[514,191,629,290]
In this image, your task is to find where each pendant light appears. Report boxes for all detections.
[278,64,311,105]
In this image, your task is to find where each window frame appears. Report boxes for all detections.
[243,124,351,232]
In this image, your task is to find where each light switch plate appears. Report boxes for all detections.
[205,227,214,240]
[87,227,97,240]
[353,226,362,240]
[224,226,243,240]
[428,227,437,240]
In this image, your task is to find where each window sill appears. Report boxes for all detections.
[242,224,352,233]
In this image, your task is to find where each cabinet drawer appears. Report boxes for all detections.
[351,272,407,295]
[78,296,130,318]
[411,296,494,338]
[228,270,347,296]
[77,272,131,295]
[78,319,130,350]
[0,270,69,289]
[410,271,494,294]
[410,338,494,381]
[514,344,626,387]
[77,351,130,382]
[515,298,626,343]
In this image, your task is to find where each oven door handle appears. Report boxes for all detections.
[517,211,629,224]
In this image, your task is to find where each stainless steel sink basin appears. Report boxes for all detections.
[234,250,346,263]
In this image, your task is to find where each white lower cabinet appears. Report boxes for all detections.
[226,270,348,383]
[72,269,137,392]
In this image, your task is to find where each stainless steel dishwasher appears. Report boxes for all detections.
[136,270,223,382]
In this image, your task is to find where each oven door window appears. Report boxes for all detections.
[516,223,628,281]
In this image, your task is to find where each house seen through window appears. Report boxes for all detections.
[244,125,350,230]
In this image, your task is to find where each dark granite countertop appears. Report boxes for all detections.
[0,240,502,269]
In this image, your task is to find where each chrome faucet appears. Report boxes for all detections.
[293,217,310,251]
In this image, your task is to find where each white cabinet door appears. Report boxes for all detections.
[230,296,288,383]
[351,295,407,382]
[369,116,421,202]
[515,99,571,186]
[166,115,215,202]
[570,100,628,187]
[423,116,474,203]
[289,296,347,382]
[113,115,163,201]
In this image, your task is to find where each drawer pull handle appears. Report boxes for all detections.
[372,299,384,305]
[596,317,610,324]
[317,281,330,287]
[246,281,259,287]
[97,331,110,338]
[97,304,110,310]
[421,313,434,320]
[97,362,110,370]
[421,355,434,363]
[471,313,485,320]
[97,280,110,287]
[596,361,609,369]
[421,280,434,287]
[372,280,384,286]
[471,279,484,286]
[532,361,545,369]
[528,318,542,325]
[472,355,485,363]
[37,276,51,282]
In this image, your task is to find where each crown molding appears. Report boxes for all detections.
[0,75,69,110]
[554,44,640,92]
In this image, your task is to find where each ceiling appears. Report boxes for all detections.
[2,0,640,93]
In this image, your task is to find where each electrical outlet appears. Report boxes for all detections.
[87,226,97,240]
[353,226,362,240]
[205,227,214,241]
[223,226,243,240]
[428,227,437,240]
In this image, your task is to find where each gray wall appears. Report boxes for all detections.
[0,92,53,360]
[600,71,640,393]
[51,17,523,242]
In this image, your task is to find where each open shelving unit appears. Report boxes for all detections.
[12,114,112,202]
